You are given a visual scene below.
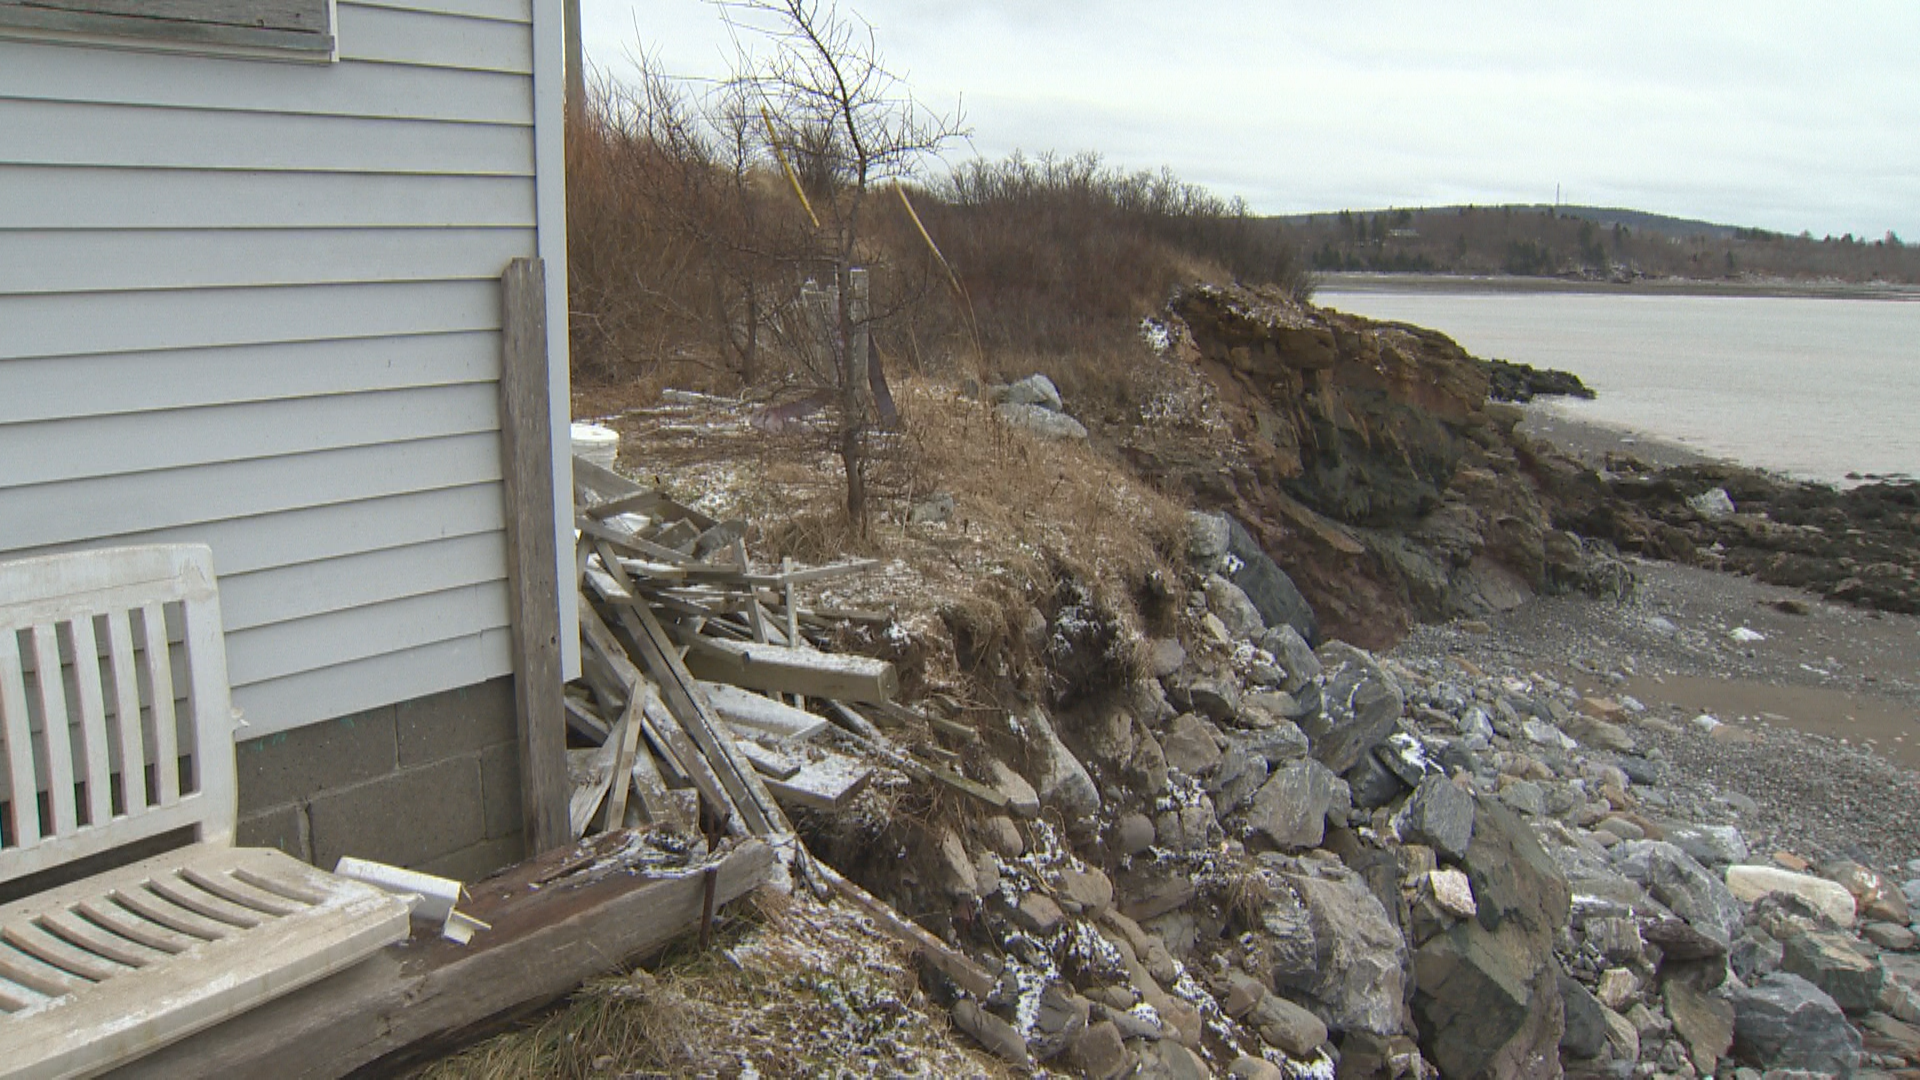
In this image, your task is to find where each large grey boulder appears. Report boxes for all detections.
[1223,514,1317,646]
[1278,872,1409,1037]
[1781,930,1884,1014]
[1187,511,1231,566]
[1558,973,1611,1059]
[1021,708,1101,818]
[1664,822,1750,870]
[1413,799,1571,1079]
[1245,758,1342,850]
[1255,624,1321,693]
[1399,775,1476,862]
[1730,972,1861,1076]
[1614,840,1744,951]
[1299,643,1404,775]
[1003,373,1064,411]
[1664,979,1735,1073]
[1203,574,1265,640]
[996,401,1087,440]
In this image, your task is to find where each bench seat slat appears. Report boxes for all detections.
[35,909,167,969]
[0,844,411,1079]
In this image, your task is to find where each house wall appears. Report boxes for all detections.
[0,0,575,748]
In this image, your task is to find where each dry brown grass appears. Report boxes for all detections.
[586,376,1187,707]
[416,890,1006,1079]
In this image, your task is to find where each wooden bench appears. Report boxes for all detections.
[0,545,412,1079]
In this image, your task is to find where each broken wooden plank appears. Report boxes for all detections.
[584,565,786,838]
[876,699,978,742]
[679,634,899,705]
[809,858,993,1000]
[566,744,617,839]
[579,596,741,836]
[731,739,802,781]
[563,694,612,745]
[740,559,881,588]
[119,838,777,1079]
[581,488,669,521]
[825,703,1008,811]
[577,517,694,566]
[701,681,829,743]
[612,598,788,838]
[763,749,872,812]
[599,679,650,833]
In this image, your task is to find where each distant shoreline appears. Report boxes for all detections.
[1316,271,1920,302]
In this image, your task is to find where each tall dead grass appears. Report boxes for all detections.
[567,88,1313,404]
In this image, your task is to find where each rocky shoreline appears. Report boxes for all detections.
[859,505,1920,1078]
[868,287,1920,1077]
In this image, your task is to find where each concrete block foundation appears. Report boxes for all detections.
[236,676,525,877]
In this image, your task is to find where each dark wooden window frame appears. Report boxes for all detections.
[0,1,334,57]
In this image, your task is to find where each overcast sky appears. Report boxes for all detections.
[580,2,1920,240]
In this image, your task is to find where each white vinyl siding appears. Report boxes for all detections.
[0,0,563,738]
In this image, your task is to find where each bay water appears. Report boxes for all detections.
[1315,283,1920,484]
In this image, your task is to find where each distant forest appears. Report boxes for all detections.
[1276,204,1920,284]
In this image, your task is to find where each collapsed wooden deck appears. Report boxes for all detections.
[112,834,774,1079]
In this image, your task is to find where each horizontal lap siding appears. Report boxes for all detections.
[0,0,542,736]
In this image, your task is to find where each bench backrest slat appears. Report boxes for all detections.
[0,546,237,884]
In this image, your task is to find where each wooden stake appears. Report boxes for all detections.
[499,257,569,855]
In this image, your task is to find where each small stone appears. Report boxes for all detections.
[1146,638,1187,679]
[1864,922,1918,951]
[1115,812,1157,855]
[1161,713,1224,776]
[1029,985,1091,1061]
[1665,823,1750,870]
[1399,775,1476,860]
[1154,803,1215,852]
[1585,916,1646,965]
[984,758,1041,820]
[1774,851,1812,872]
[1227,1056,1285,1080]
[952,998,1032,1068]
[1002,372,1064,411]
[1068,1020,1128,1080]
[1596,815,1646,842]
[1222,971,1266,1018]
[1428,867,1477,918]
[1498,778,1546,816]
[933,827,977,900]
[1597,967,1640,1011]
[979,814,1024,858]
[1825,859,1913,925]
[1255,624,1320,692]
[1251,992,1329,1056]
[995,400,1087,439]
[1187,511,1231,565]
[1012,892,1066,935]
[1245,758,1341,850]
[1057,866,1115,918]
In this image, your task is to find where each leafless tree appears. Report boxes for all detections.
[716,0,966,531]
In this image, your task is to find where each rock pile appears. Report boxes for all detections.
[993,373,1090,440]
[904,509,1920,1078]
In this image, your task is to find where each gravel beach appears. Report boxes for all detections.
[1395,412,1920,877]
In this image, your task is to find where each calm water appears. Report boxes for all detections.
[1316,286,1920,483]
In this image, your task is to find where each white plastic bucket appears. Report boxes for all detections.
[570,422,620,470]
